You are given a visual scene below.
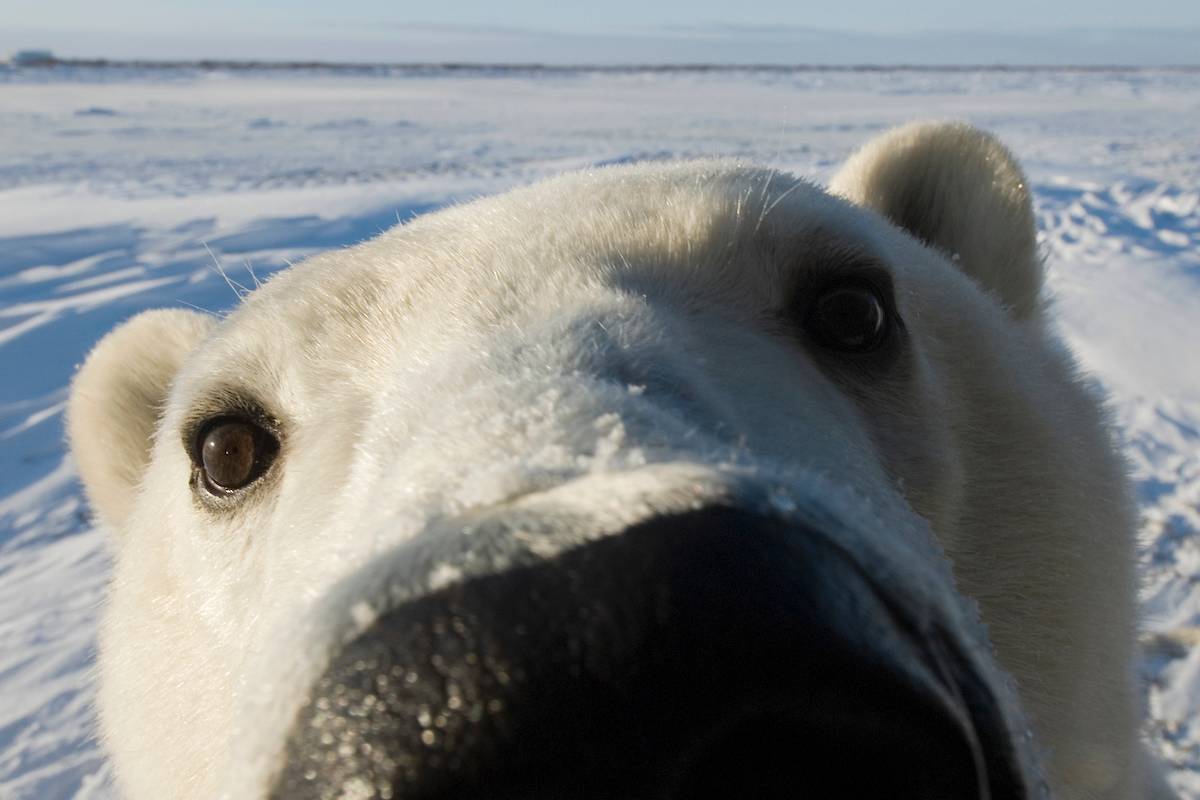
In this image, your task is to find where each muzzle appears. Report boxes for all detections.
[269,494,1041,799]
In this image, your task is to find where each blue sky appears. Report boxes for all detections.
[7,0,1200,32]
[4,0,1200,64]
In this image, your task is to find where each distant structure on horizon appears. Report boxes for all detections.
[4,50,56,67]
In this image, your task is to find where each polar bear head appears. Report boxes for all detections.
[69,123,1145,800]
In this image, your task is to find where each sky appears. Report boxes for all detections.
[3,0,1200,64]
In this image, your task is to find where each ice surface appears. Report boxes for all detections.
[1,65,1197,798]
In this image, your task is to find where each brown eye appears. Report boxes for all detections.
[196,417,278,494]
[805,282,890,353]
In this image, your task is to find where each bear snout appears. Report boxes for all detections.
[270,504,1033,800]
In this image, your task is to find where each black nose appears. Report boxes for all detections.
[271,506,1029,799]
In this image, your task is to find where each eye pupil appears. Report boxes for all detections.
[199,420,270,492]
[807,284,888,352]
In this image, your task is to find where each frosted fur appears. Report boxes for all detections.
[68,122,1167,799]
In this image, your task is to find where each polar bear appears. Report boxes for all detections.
[68,122,1171,800]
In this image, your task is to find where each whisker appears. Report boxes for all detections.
[757,180,806,234]
[203,242,251,301]
[175,300,224,319]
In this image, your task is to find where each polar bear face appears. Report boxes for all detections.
[70,123,1147,800]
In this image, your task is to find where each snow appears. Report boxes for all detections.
[1,65,1197,798]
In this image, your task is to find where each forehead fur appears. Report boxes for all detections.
[178,161,925,404]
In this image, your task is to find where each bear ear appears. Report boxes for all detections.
[829,121,1042,318]
[68,309,217,530]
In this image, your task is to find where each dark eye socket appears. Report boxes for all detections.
[194,416,279,495]
[804,280,892,354]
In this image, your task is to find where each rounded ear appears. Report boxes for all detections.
[68,309,217,530]
[829,121,1042,319]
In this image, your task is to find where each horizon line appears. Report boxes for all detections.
[6,57,1200,72]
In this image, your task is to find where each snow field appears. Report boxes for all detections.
[0,66,1197,798]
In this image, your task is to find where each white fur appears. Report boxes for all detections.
[68,309,217,530]
[830,120,1043,318]
[69,122,1166,799]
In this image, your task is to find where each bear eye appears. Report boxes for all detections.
[194,416,279,495]
[804,280,891,353]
